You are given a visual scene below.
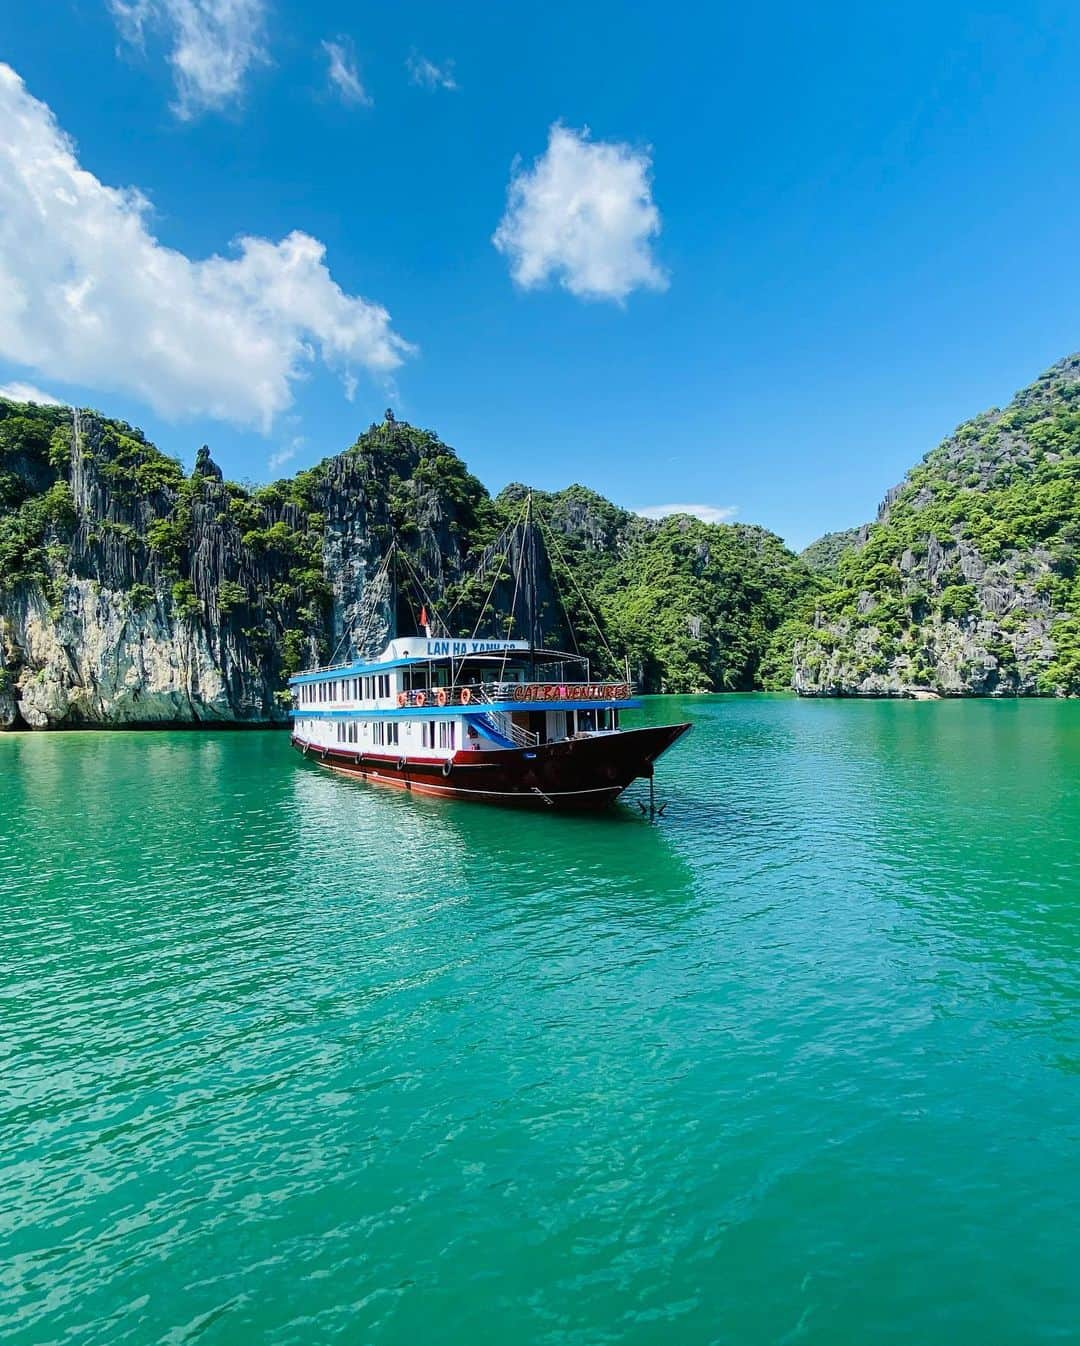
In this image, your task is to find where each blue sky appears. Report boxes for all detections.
[2,1,1080,548]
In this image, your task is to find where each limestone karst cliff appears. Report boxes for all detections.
[0,401,814,728]
[0,407,490,728]
[7,351,1079,726]
[793,355,1080,696]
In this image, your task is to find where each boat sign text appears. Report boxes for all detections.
[425,639,524,656]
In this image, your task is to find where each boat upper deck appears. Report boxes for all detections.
[289,637,535,685]
[288,636,638,716]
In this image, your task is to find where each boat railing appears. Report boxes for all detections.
[394,680,633,711]
[479,680,634,704]
[469,688,539,748]
[294,660,356,678]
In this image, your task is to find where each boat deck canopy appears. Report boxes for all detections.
[289,636,581,687]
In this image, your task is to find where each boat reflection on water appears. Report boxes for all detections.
[283,752,700,923]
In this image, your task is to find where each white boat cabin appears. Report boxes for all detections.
[289,636,638,759]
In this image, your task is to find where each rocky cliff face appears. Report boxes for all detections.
[1,412,284,727]
[793,355,1080,697]
[0,407,485,729]
[1,398,816,726]
[799,526,865,577]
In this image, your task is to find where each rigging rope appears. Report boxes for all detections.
[496,494,530,685]
[396,547,449,638]
[535,510,619,667]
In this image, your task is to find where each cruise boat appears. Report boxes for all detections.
[288,635,690,811]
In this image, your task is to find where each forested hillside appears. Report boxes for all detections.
[0,400,815,728]
[793,355,1080,696]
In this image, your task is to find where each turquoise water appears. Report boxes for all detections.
[2,697,1078,1345]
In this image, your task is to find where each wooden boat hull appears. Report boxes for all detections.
[291,723,691,811]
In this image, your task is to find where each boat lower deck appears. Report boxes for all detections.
[291,722,691,811]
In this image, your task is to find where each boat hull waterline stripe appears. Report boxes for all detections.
[291,722,691,812]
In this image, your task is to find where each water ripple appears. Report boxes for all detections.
[2,701,1079,1345]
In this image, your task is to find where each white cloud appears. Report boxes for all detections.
[0,381,66,406]
[493,123,667,303]
[267,435,303,473]
[406,53,457,91]
[0,64,413,431]
[322,38,372,106]
[109,0,269,120]
[638,504,738,525]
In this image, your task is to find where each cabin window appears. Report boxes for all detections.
[438,721,455,750]
[387,723,399,746]
[379,674,391,698]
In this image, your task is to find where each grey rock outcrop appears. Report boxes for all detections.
[793,354,1080,697]
[0,407,485,729]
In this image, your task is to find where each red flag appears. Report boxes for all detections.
[419,605,428,628]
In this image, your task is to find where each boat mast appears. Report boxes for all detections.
[388,532,399,640]
[525,492,540,679]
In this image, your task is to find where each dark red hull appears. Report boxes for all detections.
[290,723,691,811]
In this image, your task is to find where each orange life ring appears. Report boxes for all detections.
[436,688,447,707]
[396,691,406,707]
[460,687,472,705]
[415,691,426,708]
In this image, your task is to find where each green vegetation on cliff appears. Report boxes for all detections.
[0,399,816,724]
[793,355,1080,696]
[492,484,819,692]
[800,527,863,578]
[0,403,76,598]
[9,349,1080,722]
